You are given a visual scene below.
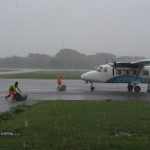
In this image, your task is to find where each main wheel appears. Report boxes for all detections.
[134,86,141,93]
[127,84,133,91]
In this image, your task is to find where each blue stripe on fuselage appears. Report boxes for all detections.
[106,75,148,83]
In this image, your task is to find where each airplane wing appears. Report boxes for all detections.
[131,59,150,65]
[113,59,150,78]
[131,59,150,77]
[114,59,150,69]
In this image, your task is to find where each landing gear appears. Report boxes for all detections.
[127,83,141,93]
[127,83,133,91]
[90,85,95,91]
[134,85,141,93]
[90,82,95,91]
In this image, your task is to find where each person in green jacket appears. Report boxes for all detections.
[5,82,22,101]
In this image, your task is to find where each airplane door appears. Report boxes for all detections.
[101,67,112,82]
[101,68,108,82]
[100,71,104,82]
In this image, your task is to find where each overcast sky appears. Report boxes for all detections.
[0,0,150,58]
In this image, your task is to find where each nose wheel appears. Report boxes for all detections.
[90,85,95,91]
[90,81,95,91]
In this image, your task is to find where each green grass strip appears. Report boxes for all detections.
[0,101,150,149]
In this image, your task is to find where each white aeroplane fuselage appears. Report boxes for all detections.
[81,62,150,92]
[81,64,150,83]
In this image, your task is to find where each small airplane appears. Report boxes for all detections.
[81,59,150,92]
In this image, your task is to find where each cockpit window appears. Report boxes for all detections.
[96,67,103,72]
[103,68,107,72]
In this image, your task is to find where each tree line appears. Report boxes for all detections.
[0,49,146,69]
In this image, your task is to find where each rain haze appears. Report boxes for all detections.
[0,0,150,58]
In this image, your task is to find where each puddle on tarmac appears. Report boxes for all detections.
[0,130,20,136]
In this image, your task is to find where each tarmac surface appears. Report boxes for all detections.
[0,79,150,113]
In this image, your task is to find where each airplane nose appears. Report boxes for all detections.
[81,74,85,80]
[81,72,93,81]
[81,70,100,82]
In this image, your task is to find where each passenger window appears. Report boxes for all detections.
[143,71,149,75]
[123,70,129,75]
[126,70,129,75]
[116,70,121,75]
[132,70,137,75]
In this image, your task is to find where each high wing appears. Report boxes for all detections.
[113,59,150,69]
[112,59,150,78]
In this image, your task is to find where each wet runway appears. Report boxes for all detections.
[0,79,150,112]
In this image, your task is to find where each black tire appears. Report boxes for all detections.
[14,92,22,101]
[61,85,66,91]
[21,94,28,101]
[127,84,133,91]
[134,86,141,93]
[59,85,66,91]
[91,86,95,91]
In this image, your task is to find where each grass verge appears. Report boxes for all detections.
[0,101,150,150]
